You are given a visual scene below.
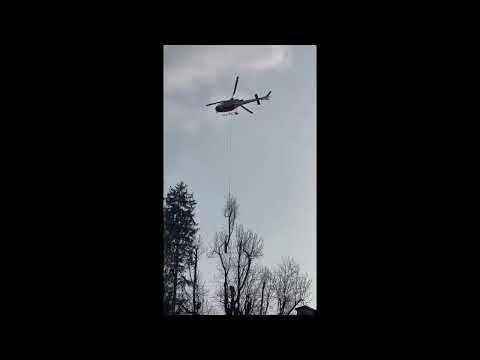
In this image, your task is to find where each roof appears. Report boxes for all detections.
[295,305,316,311]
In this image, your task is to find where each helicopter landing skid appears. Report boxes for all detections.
[222,111,239,116]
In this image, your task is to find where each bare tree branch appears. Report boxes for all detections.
[272,257,312,315]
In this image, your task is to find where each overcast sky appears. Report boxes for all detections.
[164,45,316,314]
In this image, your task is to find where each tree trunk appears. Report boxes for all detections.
[229,286,236,316]
[260,281,266,315]
[225,212,230,254]
[236,258,251,314]
[286,298,303,315]
[172,244,178,314]
[236,254,241,315]
[223,271,229,315]
[172,267,177,314]
[192,246,198,314]
[265,294,270,315]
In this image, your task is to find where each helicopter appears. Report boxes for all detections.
[206,76,271,115]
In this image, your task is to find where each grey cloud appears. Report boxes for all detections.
[164,45,290,94]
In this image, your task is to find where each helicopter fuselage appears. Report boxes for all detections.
[215,99,241,112]
[215,97,267,113]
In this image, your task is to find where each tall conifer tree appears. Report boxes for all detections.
[163,182,198,314]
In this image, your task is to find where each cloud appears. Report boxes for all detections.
[164,45,290,94]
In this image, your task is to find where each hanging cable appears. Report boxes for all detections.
[225,120,228,201]
[225,119,231,203]
[228,119,231,198]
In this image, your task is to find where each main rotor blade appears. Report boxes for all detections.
[231,76,239,98]
[240,105,253,114]
[206,101,223,106]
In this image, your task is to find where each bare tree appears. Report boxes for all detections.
[209,230,234,314]
[209,196,264,315]
[272,257,312,315]
[239,263,261,315]
[231,224,263,315]
[238,264,275,315]
[195,283,215,315]
[258,266,274,315]
[180,235,206,315]
[179,277,210,315]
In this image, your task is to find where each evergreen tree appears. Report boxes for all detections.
[163,198,170,314]
[163,182,199,314]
